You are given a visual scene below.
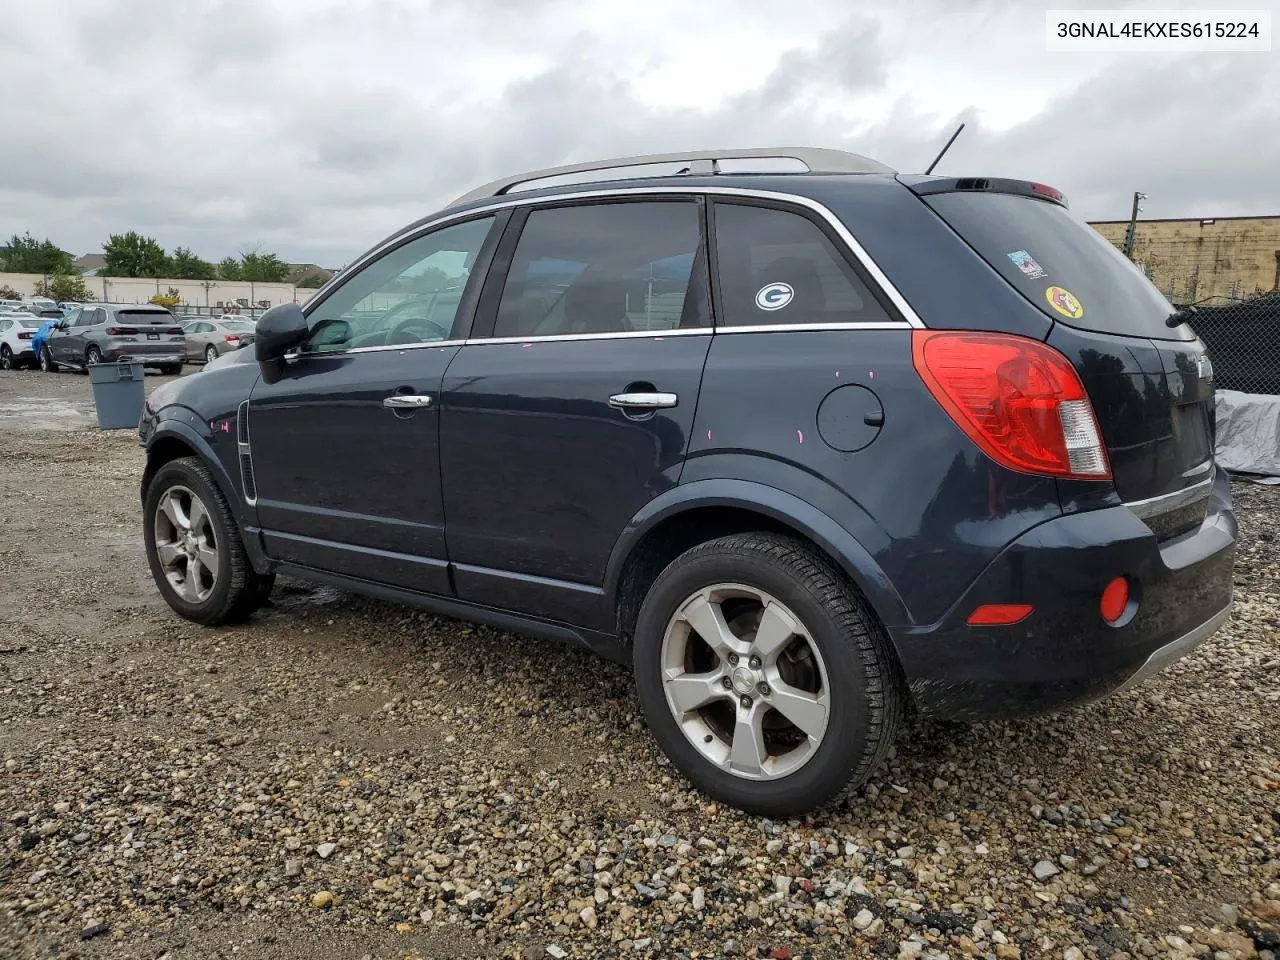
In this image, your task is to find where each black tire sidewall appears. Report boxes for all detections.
[143,460,238,621]
[633,538,878,815]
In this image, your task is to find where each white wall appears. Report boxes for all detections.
[0,272,317,307]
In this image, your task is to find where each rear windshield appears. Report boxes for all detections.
[120,310,173,324]
[221,320,255,332]
[924,192,1189,341]
[18,319,41,328]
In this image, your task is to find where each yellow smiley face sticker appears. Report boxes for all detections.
[1045,285,1084,319]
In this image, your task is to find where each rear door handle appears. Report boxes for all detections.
[383,394,432,408]
[608,391,678,410]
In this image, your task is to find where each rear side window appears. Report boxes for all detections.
[923,192,1185,340]
[493,201,707,338]
[712,202,891,327]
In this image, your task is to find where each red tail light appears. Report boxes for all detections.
[166,327,183,335]
[106,326,139,336]
[18,331,33,339]
[912,330,1111,480]
[224,335,241,343]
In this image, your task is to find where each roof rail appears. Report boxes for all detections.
[449,147,895,206]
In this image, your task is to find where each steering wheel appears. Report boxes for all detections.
[386,314,451,344]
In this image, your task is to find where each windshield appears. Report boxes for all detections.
[924,191,1191,341]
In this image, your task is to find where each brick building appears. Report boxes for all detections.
[1090,215,1280,305]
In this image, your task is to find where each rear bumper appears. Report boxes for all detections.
[891,467,1236,720]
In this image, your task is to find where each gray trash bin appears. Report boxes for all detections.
[88,359,146,430]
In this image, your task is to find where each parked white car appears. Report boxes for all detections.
[0,312,42,369]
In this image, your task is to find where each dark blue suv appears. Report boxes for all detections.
[139,148,1236,816]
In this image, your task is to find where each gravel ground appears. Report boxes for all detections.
[2,367,1279,960]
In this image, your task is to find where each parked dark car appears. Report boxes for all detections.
[42,303,186,374]
[137,148,1236,816]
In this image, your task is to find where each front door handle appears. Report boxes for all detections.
[608,391,678,411]
[383,394,432,408]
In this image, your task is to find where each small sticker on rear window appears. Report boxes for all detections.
[1006,249,1047,279]
[1045,285,1084,319]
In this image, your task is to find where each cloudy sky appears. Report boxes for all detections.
[3,0,1277,267]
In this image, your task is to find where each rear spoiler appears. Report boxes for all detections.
[898,174,1069,209]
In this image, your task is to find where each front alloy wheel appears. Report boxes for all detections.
[143,456,274,624]
[153,484,219,603]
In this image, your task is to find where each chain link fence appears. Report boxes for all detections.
[1187,292,1280,395]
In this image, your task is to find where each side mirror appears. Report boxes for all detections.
[254,303,309,384]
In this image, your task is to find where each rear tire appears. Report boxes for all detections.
[143,456,268,625]
[632,533,902,817]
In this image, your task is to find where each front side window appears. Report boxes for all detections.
[492,201,706,339]
[712,202,891,327]
[302,216,495,355]
[76,309,98,326]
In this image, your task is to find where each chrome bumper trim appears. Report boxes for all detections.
[1114,601,1233,693]
[1124,471,1215,520]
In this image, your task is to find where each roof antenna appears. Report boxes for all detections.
[924,122,965,176]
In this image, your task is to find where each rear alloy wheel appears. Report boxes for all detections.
[0,345,13,370]
[205,345,218,364]
[85,345,102,367]
[40,347,58,373]
[143,456,271,625]
[633,533,903,817]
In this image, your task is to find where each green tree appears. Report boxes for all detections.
[239,249,289,283]
[1,232,74,275]
[218,257,243,280]
[102,231,171,278]
[171,246,216,280]
[33,275,92,302]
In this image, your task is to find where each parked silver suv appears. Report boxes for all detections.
[41,304,187,374]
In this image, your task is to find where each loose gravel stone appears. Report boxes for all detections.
[2,372,1280,960]
[1033,859,1062,881]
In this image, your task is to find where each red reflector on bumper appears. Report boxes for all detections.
[967,603,1033,626]
[1100,577,1129,623]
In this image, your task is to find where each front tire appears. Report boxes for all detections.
[0,345,12,370]
[632,533,903,817]
[205,345,218,364]
[86,345,102,367]
[40,347,58,373]
[143,456,269,625]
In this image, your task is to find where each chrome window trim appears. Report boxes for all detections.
[302,186,924,353]
[1123,470,1214,520]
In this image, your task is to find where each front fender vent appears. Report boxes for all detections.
[237,400,257,504]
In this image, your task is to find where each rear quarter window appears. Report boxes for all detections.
[924,192,1190,341]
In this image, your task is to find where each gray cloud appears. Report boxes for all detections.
[0,0,1275,267]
